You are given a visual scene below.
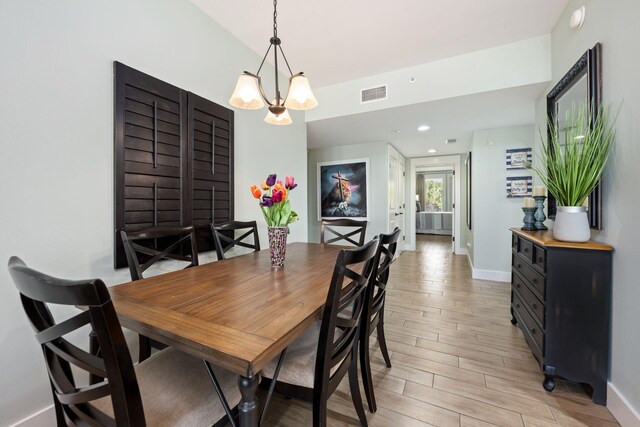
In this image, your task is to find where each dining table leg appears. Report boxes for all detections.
[238,373,259,427]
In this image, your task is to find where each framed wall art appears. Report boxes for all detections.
[317,158,369,220]
[506,148,532,169]
[506,176,533,198]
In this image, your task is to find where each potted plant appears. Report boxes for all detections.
[530,103,616,242]
[250,174,299,268]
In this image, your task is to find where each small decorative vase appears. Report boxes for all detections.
[553,206,590,242]
[267,226,288,269]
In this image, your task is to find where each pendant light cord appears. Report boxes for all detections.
[253,0,295,107]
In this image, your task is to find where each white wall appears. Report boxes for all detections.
[535,0,640,420]
[0,1,307,425]
[307,35,551,122]
[307,141,389,243]
[469,125,536,278]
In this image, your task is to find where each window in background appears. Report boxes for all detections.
[424,178,444,212]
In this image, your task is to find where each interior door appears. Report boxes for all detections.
[397,156,406,252]
[388,148,399,236]
[388,146,405,253]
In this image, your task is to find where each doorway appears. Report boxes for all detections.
[416,168,454,239]
[406,155,465,255]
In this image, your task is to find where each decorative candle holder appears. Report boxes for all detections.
[533,196,548,230]
[521,207,537,231]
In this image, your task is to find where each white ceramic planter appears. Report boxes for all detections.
[553,206,590,242]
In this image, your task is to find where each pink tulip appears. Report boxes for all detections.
[285,176,297,190]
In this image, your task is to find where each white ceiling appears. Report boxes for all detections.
[191,0,568,158]
[190,0,568,87]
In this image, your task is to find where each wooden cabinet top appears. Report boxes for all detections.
[511,228,613,252]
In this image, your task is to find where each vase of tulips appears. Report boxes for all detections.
[250,174,299,268]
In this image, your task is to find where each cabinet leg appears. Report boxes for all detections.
[591,380,607,405]
[510,307,517,325]
[543,366,555,392]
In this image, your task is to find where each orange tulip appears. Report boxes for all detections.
[250,184,261,199]
[261,180,270,190]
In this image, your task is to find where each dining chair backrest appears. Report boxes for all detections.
[358,227,401,413]
[316,238,379,400]
[320,219,367,246]
[211,221,261,261]
[366,227,401,327]
[8,256,145,426]
[120,225,199,281]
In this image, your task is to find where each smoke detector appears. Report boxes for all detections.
[570,6,586,29]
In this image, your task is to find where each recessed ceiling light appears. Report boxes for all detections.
[428,149,437,153]
[391,130,401,134]
[418,125,430,132]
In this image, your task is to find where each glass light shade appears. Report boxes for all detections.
[284,74,318,110]
[229,74,264,109]
[265,108,292,126]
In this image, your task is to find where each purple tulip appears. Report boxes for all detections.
[266,174,277,187]
[260,196,274,207]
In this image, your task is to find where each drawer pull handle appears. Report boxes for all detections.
[517,263,522,268]
[532,279,538,284]
[537,257,543,263]
[515,303,521,308]
[524,248,529,253]
[532,303,538,309]
[530,328,536,335]
[516,283,521,288]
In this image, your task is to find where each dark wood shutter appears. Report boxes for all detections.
[187,93,234,253]
[114,62,233,268]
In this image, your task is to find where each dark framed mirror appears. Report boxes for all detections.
[546,43,602,229]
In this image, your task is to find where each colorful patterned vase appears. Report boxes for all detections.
[267,226,288,269]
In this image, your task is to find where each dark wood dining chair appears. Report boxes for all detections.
[260,239,379,427]
[211,220,261,261]
[320,219,367,246]
[120,225,199,362]
[360,227,401,413]
[8,256,240,427]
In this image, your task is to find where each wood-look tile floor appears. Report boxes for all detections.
[260,235,619,426]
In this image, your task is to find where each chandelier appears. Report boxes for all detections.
[229,0,318,125]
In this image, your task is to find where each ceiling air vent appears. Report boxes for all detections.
[360,85,387,103]
[445,138,458,144]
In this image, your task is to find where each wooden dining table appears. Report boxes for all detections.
[110,242,344,427]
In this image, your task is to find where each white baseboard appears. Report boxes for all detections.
[9,404,55,427]
[465,253,510,282]
[455,247,468,256]
[608,382,640,427]
[472,268,511,282]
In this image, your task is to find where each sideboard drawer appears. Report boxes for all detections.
[513,290,544,352]
[512,254,545,299]
[512,270,544,327]
[533,245,546,273]
[517,238,534,263]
